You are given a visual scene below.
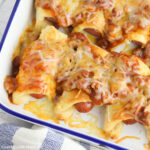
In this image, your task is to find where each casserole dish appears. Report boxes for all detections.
[0,1,149,149]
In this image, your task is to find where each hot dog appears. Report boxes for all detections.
[84,28,101,37]
[123,119,137,125]
[74,102,94,113]
[30,94,45,99]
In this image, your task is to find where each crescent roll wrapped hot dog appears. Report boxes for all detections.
[13,26,68,105]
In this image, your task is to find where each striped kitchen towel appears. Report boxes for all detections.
[0,109,109,150]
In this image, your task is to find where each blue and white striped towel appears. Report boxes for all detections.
[0,109,104,150]
[0,1,109,150]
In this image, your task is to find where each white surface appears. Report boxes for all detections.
[0,0,148,150]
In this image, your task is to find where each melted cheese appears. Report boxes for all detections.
[54,90,92,121]
[40,25,68,42]
[144,143,150,150]
[13,26,67,105]
[59,0,82,17]
[35,6,55,31]
[115,136,141,144]
[105,0,150,44]
[24,98,59,123]
[104,105,123,139]
[67,112,106,139]
[73,10,105,43]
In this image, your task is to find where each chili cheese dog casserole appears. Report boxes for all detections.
[4,0,150,144]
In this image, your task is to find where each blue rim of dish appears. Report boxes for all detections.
[0,1,128,150]
[0,104,127,150]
